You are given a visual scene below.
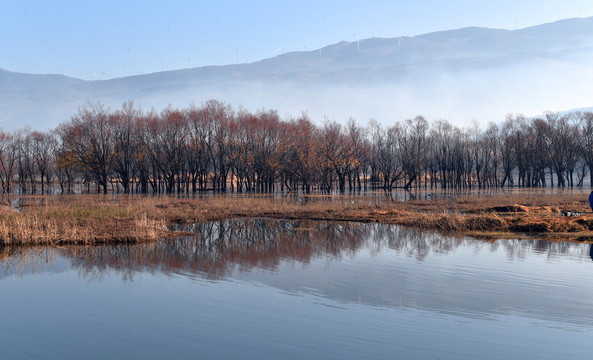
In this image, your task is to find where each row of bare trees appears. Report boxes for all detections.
[1,100,593,194]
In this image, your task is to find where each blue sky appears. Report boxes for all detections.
[0,0,590,80]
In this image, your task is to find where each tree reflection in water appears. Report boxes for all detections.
[0,246,57,275]
[65,219,371,282]
[0,219,591,282]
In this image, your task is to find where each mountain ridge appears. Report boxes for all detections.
[2,16,593,129]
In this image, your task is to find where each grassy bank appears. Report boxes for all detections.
[0,191,592,246]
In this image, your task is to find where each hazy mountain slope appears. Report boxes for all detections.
[1,17,593,130]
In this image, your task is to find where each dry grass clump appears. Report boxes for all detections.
[0,196,169,246]
[452,191,588,214]
[396,212,507,232]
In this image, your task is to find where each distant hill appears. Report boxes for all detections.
[2,17,593,130]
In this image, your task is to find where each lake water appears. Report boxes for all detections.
[1,219,593,359]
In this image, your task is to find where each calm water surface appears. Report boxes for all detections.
[1,219,593,359]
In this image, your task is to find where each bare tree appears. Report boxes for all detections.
[67,102,113,194]
[0,132,16,193]
[30,130,55,193]
[371,122,404,191]
[399,115,432,189]
[579,112,593,187]
[110,101,139,193]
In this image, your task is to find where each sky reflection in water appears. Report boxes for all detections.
[1,220,593,359]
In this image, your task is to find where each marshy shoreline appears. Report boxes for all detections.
[1,191,593,246]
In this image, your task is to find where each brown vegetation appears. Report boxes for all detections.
[0,190,592,246]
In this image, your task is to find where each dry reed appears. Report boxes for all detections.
[0,190,591,246]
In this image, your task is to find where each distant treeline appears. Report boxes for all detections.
[2,99,593,194]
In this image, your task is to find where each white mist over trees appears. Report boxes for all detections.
[2,17,593,130]
[1,100,592,195]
